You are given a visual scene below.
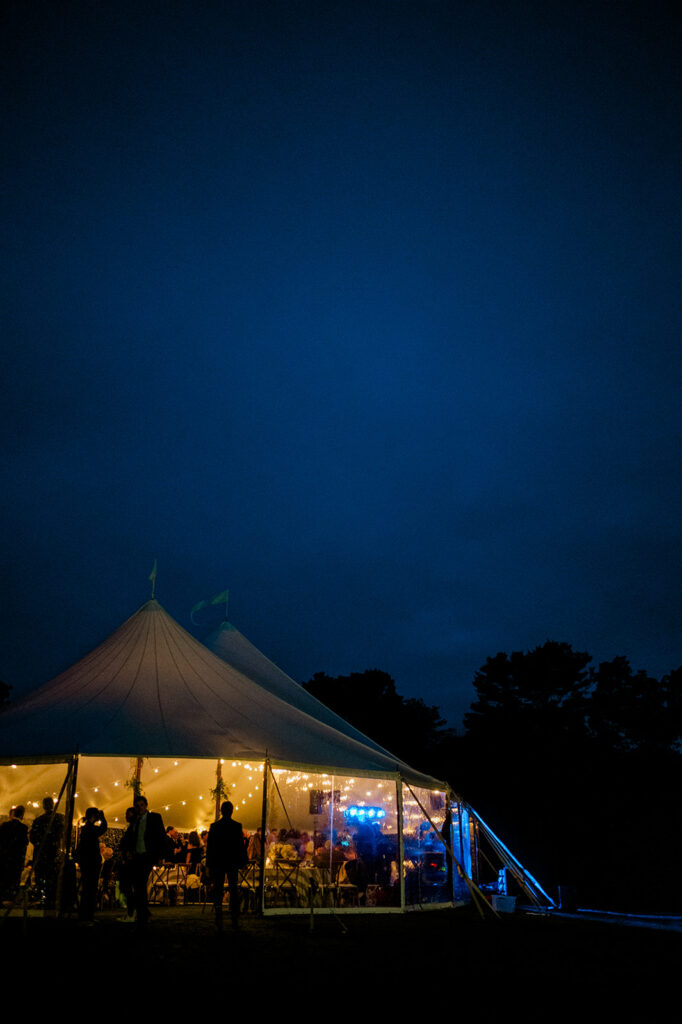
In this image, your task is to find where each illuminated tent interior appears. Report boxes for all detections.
[0,599,482,910]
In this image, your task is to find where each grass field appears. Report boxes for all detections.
[2,905,679,1008]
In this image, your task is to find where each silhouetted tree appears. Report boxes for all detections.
[464,641,592,744]
[588,657,682,754]
[302,669,454,777]
[457,642,682,912]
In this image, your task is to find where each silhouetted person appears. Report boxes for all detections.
[206,800,246,931]
[116,806,137,921]
[0,805,28,903]
[128,795,166,931]
[30,797,64,907]
[76,807,107,924]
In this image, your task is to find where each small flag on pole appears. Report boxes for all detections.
[191,589,229,624]
[149,559,157,598]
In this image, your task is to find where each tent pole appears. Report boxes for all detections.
[396,776,405,910]
[328,775,334,877]
[258,759,269,916]
[56,753,79,919]
[444,797,454,901]
[457,799,466,876]
[133,756,143,797]
[215,759,223,822]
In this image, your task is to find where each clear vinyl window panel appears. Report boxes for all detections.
[266,769,400,908]
[401,785,452,905]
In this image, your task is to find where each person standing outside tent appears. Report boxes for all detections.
[30,797,64,907]
[0,805,29,903]
[76,806,107,924]
[206,801,246,931]
[129,795,166,932]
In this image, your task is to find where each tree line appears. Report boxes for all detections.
[303,642,682,913]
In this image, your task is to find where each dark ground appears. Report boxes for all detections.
[1,905,679,1010]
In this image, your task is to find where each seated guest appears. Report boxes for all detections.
[165,826,185,863]
[186,832,203,875]
[299,831,314,862]
[247,827,263,862]
[337,850,368,892]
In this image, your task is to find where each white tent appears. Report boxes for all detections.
[0,599,440,782]
[0,599,476,910]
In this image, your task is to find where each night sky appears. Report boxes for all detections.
[2,2,680,728]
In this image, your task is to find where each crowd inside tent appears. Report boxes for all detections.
[0,769,469,916]
[0,598,490,916]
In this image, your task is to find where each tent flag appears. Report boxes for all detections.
[149,559,158,598]
[191,589,229,624]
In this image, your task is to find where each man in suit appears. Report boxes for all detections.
[30,797,65,907]
[206,800,246,931]
[128,794,166,931]
[0,805,29,903]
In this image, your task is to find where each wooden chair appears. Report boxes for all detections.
[273,860,299,907]
[238,861,261,912]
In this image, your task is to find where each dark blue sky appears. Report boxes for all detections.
[2,1,680,727]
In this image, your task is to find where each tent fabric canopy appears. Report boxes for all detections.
[0,600,445,790]
[205,620,400,760]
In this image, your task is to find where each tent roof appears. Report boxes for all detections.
[0,600,444,788]
[205,620,400,760]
